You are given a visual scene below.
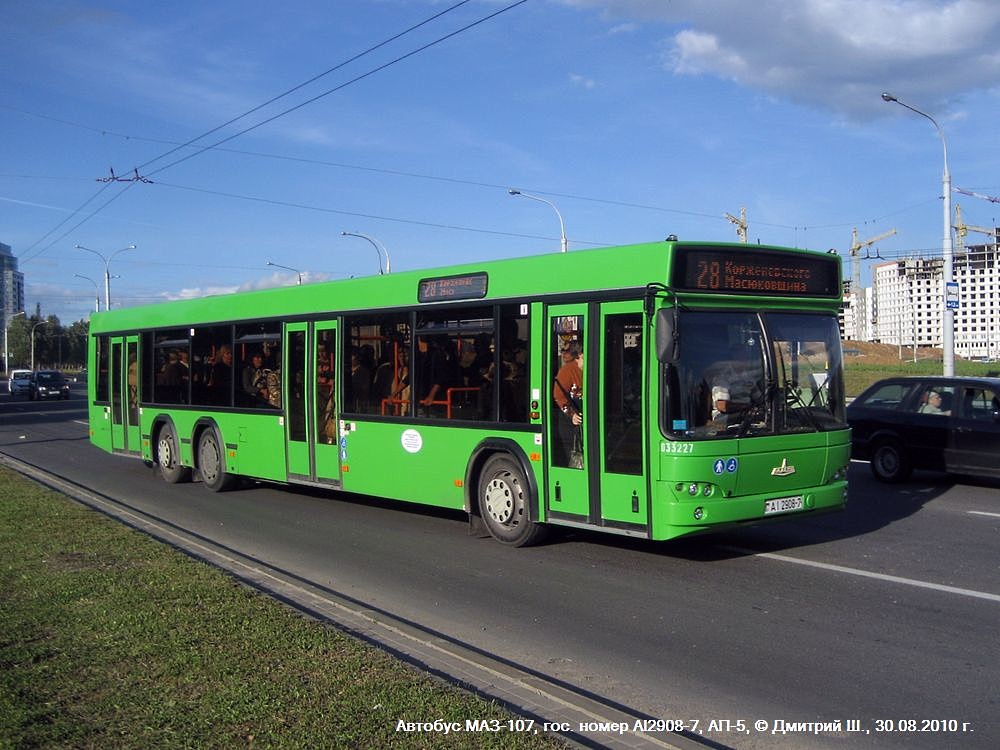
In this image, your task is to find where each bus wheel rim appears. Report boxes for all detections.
[200,439,219,481]
[484,475,517,525]
[157,437,173,468]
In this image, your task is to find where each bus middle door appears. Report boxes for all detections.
[109,334,141,455]
[283,321,342,486]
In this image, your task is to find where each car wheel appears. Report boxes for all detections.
[870,439,912,483]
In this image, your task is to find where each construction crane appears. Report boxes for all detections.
[725,206,748,243]
[847,227,896,340]
[849,227,897,295]
[953,203,998,251]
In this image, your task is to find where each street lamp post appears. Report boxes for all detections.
[508,189,568,253]
[31,320,47,371]
[341,231,391,274]
[75,244,136,311]
[881,92,954,376]
[265,261,303,285]
[4,310,26,374]
[74,273,102,313]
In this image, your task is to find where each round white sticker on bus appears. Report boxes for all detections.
[401,429,423,454]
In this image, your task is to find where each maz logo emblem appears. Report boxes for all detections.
[770,459,796,477]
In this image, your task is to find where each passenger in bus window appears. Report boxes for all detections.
[554,342,584,467]
[417,335,459,416]
[318,368,336,443]
[372,350,395,409]
[390,348,411,416]
[349,349,371,412]
[161,349,189,403]
[241,351,269,405]
[207,345,233,404]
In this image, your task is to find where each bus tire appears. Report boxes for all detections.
[197,428,235,492]
[155,423,190,484]
[870,438,912,483]
[477,454,546,547]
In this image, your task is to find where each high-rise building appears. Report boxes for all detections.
[869,232,1000,360]
[1,241,26,326]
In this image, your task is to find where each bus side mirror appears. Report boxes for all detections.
[655,309,679,364]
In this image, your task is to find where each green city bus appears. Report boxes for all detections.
[86,239,849,546]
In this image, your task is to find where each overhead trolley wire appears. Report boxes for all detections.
[143,0,530,179]
[135,0,476,174]
[16,0,510,263]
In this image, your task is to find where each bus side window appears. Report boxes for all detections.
[498,306,529,423]
[345,313,411,418]
[191,325,234,407]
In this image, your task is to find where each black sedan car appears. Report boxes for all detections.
[29,370,71,400]
[847,376,1000,482]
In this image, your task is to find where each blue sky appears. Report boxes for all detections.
[3,0,1000,323]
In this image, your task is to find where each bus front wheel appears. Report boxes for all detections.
[197,428,236,492]
[156,424,190,484]
[477,454,545,547]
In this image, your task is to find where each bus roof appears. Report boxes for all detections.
[88,240,840,333]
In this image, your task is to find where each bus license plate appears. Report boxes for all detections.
[764,495,804,515]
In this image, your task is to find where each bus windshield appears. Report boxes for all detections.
[662,310,846,439]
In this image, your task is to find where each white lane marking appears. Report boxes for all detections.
[968,510,1000,519]
[722,546,1000,603]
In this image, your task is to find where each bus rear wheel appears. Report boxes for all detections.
[477,455,546,547]
[156,424,190,484]
[197,428,236,492]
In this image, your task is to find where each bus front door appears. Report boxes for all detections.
[283,321,341,486]
[109,335,141,455]
[546,303,649,531]
[596,303,648,528]
[546,306,590,519]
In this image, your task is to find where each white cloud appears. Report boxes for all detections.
[560,0,1000,117]
[161,270,330,301]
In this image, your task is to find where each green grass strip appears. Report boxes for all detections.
[0,467,563,749]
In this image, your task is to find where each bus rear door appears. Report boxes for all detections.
[283,321,341,486]
[108,334,141,455]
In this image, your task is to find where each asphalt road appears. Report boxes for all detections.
[2,386,997,750]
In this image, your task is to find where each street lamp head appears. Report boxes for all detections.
[881,92,897,103]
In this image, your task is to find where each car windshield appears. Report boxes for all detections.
[36,372,62,383]
[661,310,846,439]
